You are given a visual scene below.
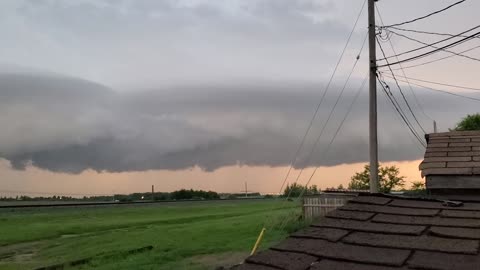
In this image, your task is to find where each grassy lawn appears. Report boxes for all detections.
[0,200,304,269]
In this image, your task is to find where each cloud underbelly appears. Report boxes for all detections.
[2,72,474,174]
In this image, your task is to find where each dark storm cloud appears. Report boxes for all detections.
[2,72,479,173]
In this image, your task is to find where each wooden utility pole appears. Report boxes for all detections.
[368,0,379,193]
[151,185,155,202]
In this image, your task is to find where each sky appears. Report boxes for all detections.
[1,0,480,196]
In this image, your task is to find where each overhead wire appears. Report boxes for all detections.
[299,75,369,189]
[377,30,480,68]
[386,44,480,71]
[274,18,370,232]
[381,74,480,103]
[388,29,480,63]
[375,5,434,123]
[280,30,368,209]
[261,0,368,231]
[276,74,369,232]
[376,74,427,147]
[388,26,480,39]
[270,0,367,202]
[377,24,480,61]
[376,76,427,153]
[381,73,480,92]
[381,0,466,28]
[376,38,427,136]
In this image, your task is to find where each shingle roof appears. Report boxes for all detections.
[232,195,480,270]
[420,130,480,177]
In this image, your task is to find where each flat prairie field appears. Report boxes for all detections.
[0,200,303,270]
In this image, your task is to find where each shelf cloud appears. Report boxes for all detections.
[2,71,478,173]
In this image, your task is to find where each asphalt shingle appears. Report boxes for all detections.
[324,209,375,221]
[246,250,317,270]
[340,202,440,216]
[343,232,479,254]
[372,213,480,228]
[290,227,349,242]
[408,251,480,270]
[230,194,480,270]
[312,218,426,235]
[440,209,480,219]
[309,260,407,270]
[273,238,411,266]
[388,199,480,211]
[429,226,480,240]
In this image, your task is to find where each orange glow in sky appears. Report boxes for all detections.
[0,159,423,197]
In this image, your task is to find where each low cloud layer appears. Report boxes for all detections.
[2,71,479,173]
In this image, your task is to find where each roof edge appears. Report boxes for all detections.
[428,130,480,137]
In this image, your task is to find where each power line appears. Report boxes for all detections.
[382,74,480,102]
[382,0,466,28]
[388,26,480,39]
[274,28,369,231]
[377,75,427,147]
[376,38,427,135]
[377,30,480,68]
[375,5,434,123]
[283,31,368,204]
[271,0,367,200]
[277,74,368,232]
[382,73,480,91]
[373,72,415,135]
[301,75,368,186]
[377,78,427,153]
[389,29,480,63]
[377,24,480,61]
[377,77,427,147]
[262,0,368,231]
[386,44,480,71]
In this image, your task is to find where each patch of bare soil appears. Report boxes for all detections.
[0,241,41,262]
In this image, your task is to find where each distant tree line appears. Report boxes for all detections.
[0,189,221,202]
[169,189,220,200]
[0,195,113,202]
[224,192,262,199]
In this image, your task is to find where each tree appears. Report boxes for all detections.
[410,181,425,191]
[170,189,220,200]
[309,185,319,194]
[283,183,304,197]
[407,181,427,195]
[348,164,406,193]
[283,183,318,197]
[454,113,480,131]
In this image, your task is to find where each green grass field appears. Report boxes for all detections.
[0,200,304,270]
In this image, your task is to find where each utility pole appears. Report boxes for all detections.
[151,185,155,202]
[368,0,379,193]
[245,182,248,198]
